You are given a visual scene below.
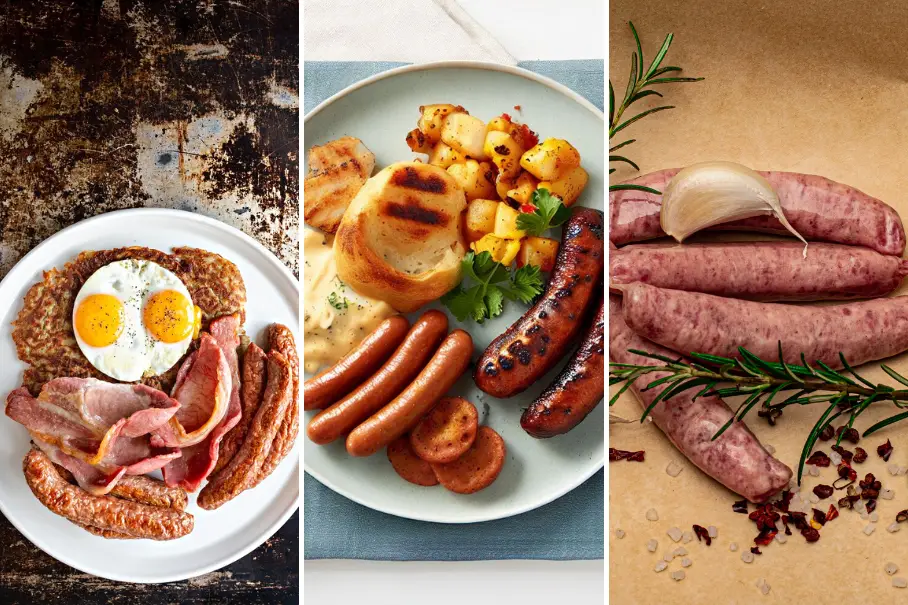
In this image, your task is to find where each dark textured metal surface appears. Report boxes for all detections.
[0,0,298,601]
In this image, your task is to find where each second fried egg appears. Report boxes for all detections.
[72,259,201,382]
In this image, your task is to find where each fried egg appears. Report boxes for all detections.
[72,259,201,382]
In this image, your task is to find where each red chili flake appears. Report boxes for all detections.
[826,503,839,522]
[785,511,809,531]
[878,439,894,462]
[812,508,827,526]
[781,516,792,535]
[806,451,831,467]
[750,546,762,555]
[832,445,854,463]
[813,484,834,499]
[516,123,539,148]
[733,499,749,514]
[867,499,878,514]
[519,203,536,214]
[749,504,780,531]
[837,462,857,482]
[801,527,821,542]
[859,473,879,489]
[838,494,859,509]
[692,524,712,546]
[818,424,835,441]
[513,105,521,112]
[853,447,868,464]
[754,528,777,546]
[500,113,512,122]
[608,448,645,462]
[836,426,860,444]
[897,510,908,523]
[775,490,794,513]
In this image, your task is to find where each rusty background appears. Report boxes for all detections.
[0,0,298,602]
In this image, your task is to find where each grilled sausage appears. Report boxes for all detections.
[307,310,449,445]
[609,295,792,502]
[610,169,906,255]
[255,324,300,486]
[610,242,908,302]
[475,207,604,398]
[24,449,194,540]
[346,329,473,457]
[214,343,267,474]
[521,297,604,438]
[197,352,293,510]
[55,465,189,511]
[621,282,908,369]
[304,315,410,410]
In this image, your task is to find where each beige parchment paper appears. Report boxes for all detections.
[609,1,908,603]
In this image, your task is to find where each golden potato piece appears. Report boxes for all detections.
[447,159,497,201]
[304,137,376,233]
[464,199,499,243]
[519,138,581,181]
[506,171,539,205]
[441,113,488,160]
[483,131,521,179]
[418,104,467,144]
[516,236,560,272]
[428,141,465,169]
[539,165,589,207]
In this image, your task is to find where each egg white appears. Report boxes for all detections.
[73,259,195,382]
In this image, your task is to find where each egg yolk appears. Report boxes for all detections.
[143,290,196,343]
[75,294,125,348]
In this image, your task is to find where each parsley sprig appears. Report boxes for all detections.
[442,251,543,323]
[516,188,571,236]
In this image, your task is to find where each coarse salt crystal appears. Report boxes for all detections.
[808,466,820,477]
[682,531,694,544]
[666,461,683,477]
[765,444,776,455]
[667,527,683,543]
[647,539,658,552]
[663,552,674,563]
[673,547,688,557]
[881,488,895,500]
[654,561,668,573]
[775,532,787,544]
[707,525,718,538]
[741,552,754,563]
[730,542,739,552]
[861,511,869,520]
[671,570,686,581]
[681,557,692,568]
[871,512,880,523]
[888,463,901,476]
[830,451,842,465]
[887,523,901,534]
[646,508,659,521]
[761,583,771,595]
[615,528,626,539]
[893,577,908,589]
[886,562,899,575]
[809,493,820,504]
[864,524,876,536]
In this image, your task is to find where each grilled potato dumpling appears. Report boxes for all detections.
[334,162,467,313]
[304,137,375,234]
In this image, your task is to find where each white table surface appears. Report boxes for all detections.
[303,1,605,601]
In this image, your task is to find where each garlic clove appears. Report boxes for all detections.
[660,161,808,254]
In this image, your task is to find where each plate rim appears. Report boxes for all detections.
[303,60,605,523]
[0,207,300,583]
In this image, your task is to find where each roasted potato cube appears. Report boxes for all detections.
[418,104,466,144]
[538,165,589,207]
[516,236,560,272]
[506,171,539,205]
[448,160,497,201]
[464,199,499,242]
[483,131,522,179]
[470,234,521,266]
[406,128,433,154]
[487,115,512,133]
[519,138,581,181]
[493,202,526,240]
[428,141,465,168]
[441,113,488,160]
[495,173,516,201]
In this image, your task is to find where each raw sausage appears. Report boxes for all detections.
[475,207,604,398]
[346,329,473,457]
[621,282,908,369]
[304,315,410,410]
[610,169,905,255]
[522,297,604,438]
[24,448,194,540]
[610,242,908,301]
[307,310,449,445]
[609,295,792,502]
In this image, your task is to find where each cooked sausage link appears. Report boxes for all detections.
[474,207,604,398]
[610,169,906,255]
[254,324,300,486]
[522,297,604,438]
[24,449,194,540]
[55,465,189,511]
[214,343,267,474]
[609,295,792,502]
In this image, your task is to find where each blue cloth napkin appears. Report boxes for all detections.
[304,60,604,561]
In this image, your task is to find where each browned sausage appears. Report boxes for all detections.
[55,465,189,512]
[214,343,267,474]
[23,449,194,540]
[474,207,604,398]
[521,297,604,438]
[304,316,410,410]
[307,310,449,445]
[346,329,473,457]
[197,352,293,510]
[254,324,300,486]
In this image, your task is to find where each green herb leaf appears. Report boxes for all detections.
[442,251,544,325]
[500,264,543,304]
[515,188,571,236]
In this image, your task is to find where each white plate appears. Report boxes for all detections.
[0,208,299,583]
[304,62,604,523]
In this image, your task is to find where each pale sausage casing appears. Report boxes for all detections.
[621,282,908,369]
[610,242,908,302]
[610,169,906,255]
[609,295,792,502]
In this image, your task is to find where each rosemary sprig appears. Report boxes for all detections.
[609,21,703,193]
[609,344,908,483]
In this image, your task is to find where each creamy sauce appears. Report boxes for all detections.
[303,229,397,374]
